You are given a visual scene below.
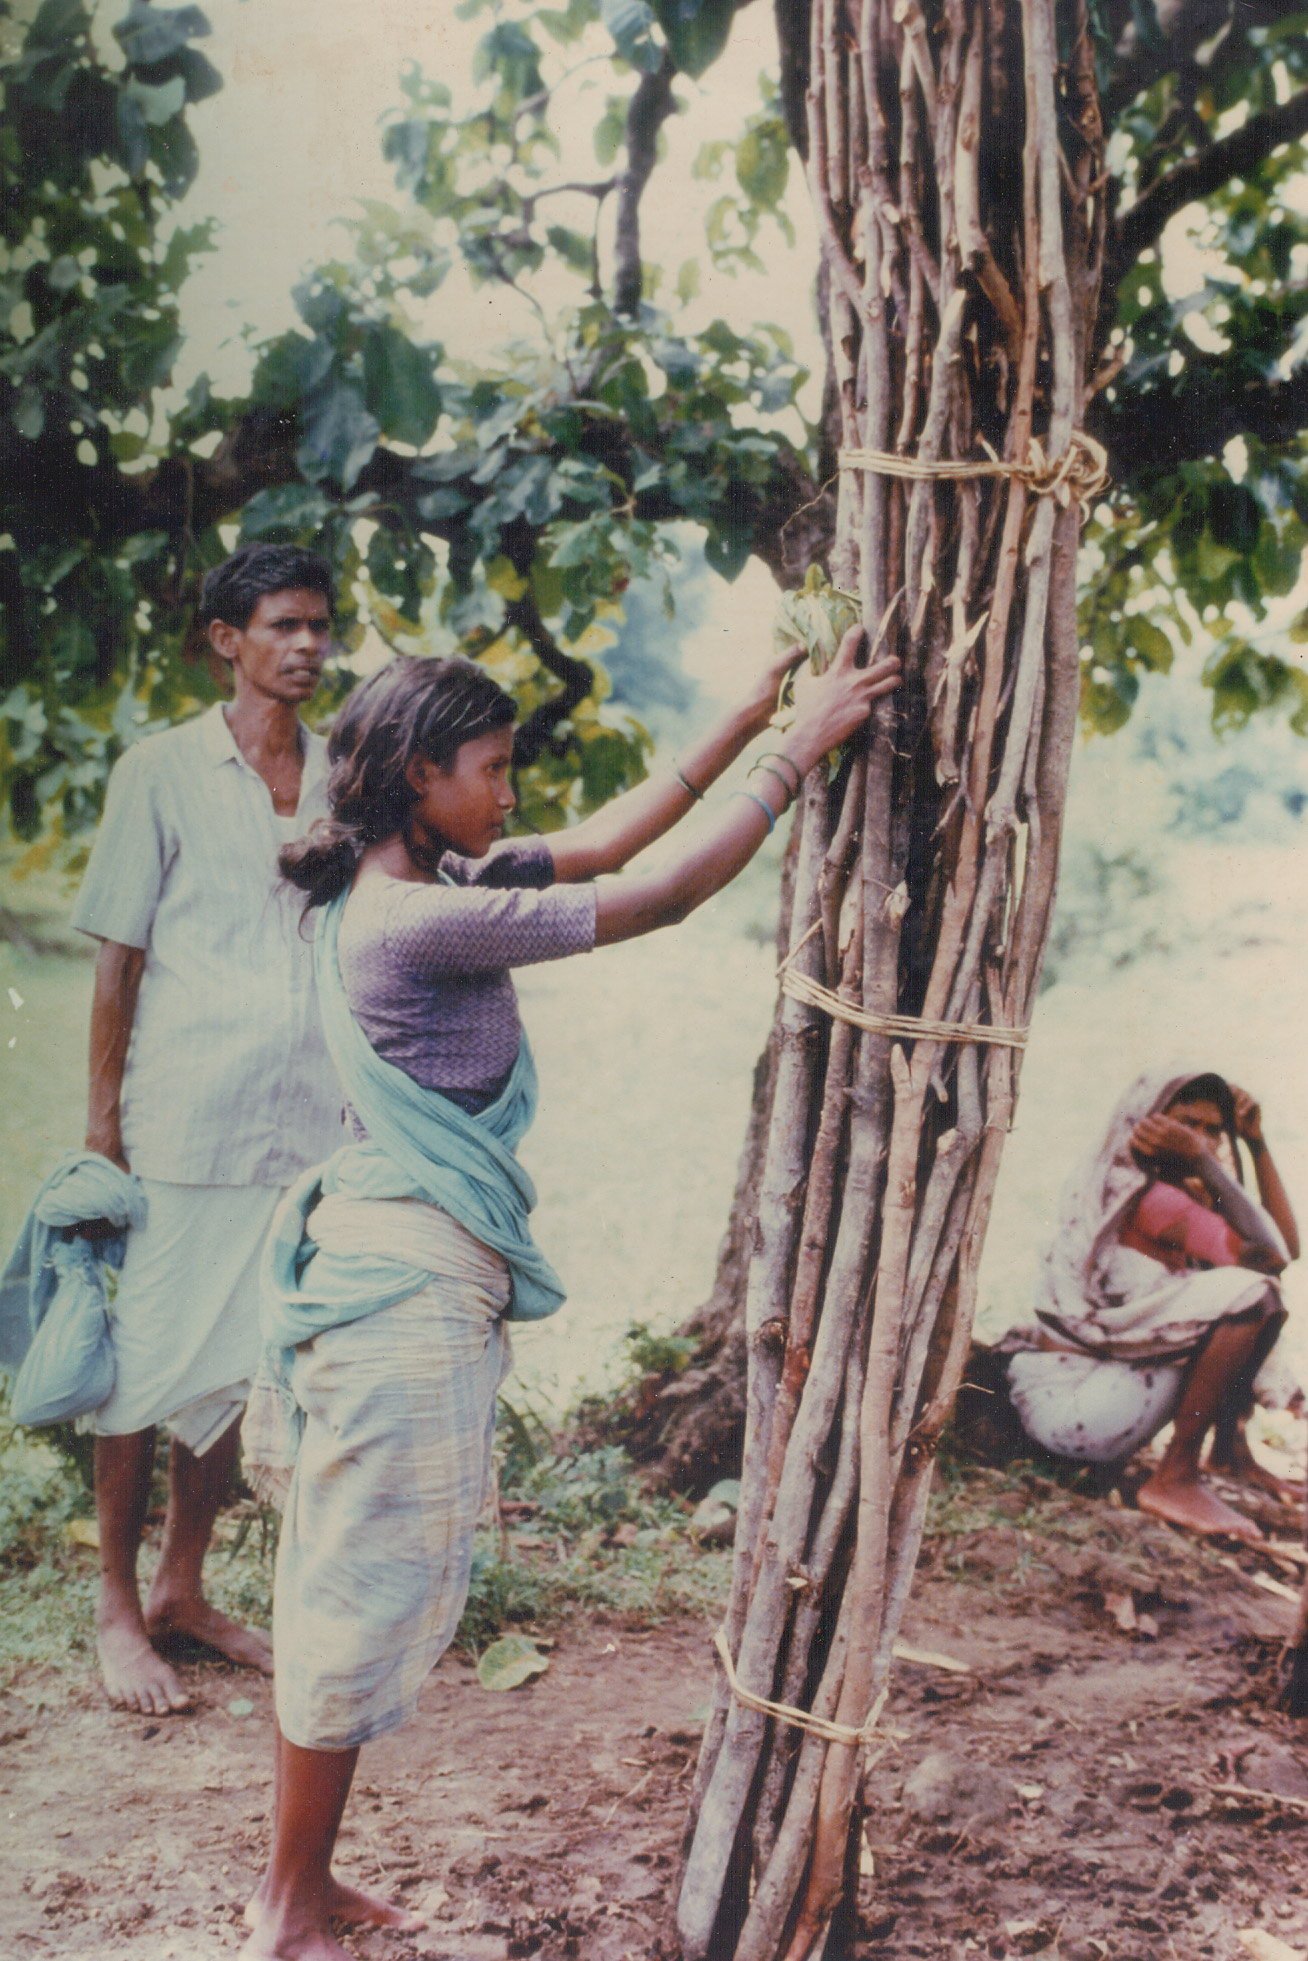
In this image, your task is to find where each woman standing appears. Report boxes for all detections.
[1000,1068,1298,1540]
[240,625,900,1961]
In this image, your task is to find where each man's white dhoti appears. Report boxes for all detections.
[272,1203,512,1752]
[89,1181,284,1456]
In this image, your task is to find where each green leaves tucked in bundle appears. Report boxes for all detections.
[771,567,860,674]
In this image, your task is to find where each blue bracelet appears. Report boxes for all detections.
[731,788,778,835]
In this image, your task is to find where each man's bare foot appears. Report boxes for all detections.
[98,1606,193,1717]
[245,1877,427,1936]
[1138,1470,1263,1542]
[145,1592,273,1674]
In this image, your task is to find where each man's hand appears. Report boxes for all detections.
[1230,1084,1264,1148]
[1130,1112,1208,1170]
[85,1133,130,1174]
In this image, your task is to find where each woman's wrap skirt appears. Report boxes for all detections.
[272,1197,512,1752]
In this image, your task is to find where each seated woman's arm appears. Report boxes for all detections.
[544,643,805,884]
[590,632,900,944]
[1231,1085,1300,1261]
[1131,1114,1290,1274]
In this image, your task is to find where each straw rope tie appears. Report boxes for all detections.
[839,429,1110,509]
[780,965,1028,1050]
[714,1628,888,1749]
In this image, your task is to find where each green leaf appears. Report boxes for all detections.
[361,324,443,447]
[602,0,662,72]
[123,75,187,126]
[652,0,737,77]
[735,119,788,208]
[114,2,211,68]
[1125,617,1172,672]
[593,97,628,166]
[13,389,45,440]
[239,484,332,540]
[476,1633,551,1693]
[704,526,751,581]
[299,381,380,490]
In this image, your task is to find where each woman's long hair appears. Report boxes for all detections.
[281,655,516,909]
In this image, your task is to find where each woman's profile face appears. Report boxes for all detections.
[407,724,517,860]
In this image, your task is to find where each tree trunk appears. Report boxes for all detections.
[676,2,1106,1955]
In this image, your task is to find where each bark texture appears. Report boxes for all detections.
[676,3,1106,1954]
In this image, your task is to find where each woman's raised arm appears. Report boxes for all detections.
[589,627,900,946]
[543,643,805,883]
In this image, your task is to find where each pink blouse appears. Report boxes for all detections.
[1119,1181,1243,1274]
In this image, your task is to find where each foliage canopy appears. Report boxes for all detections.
[1,0,1306,854]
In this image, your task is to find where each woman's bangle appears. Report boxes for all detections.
[673,763,704,801]
[730,788,779,835]
[753,749,802,796]
[748,760,797,808]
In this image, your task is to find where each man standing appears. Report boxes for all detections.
[73,543,345,1715]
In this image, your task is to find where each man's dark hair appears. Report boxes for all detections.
[197,544,334,632]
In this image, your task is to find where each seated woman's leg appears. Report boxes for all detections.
[1005,1351,1184,1466]
[1137,1288,1284,1540]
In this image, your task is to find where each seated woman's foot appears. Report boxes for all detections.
[98,1605,193,1716]
[145,1593,273,1674]
[1207,1435,1301,1505]
[1137,1469,1263,1542]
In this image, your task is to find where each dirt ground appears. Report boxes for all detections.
[6,1475,1308,1961]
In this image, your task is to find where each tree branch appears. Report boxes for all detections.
[613,53,677,318]
[773,0,813,158]
[1102,0,1287,121]
[1110,89,1308,276]
[1099,362,1308,477]
[504,590,596,765]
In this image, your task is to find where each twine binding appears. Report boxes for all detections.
[780,963,1028,1051]
[714,1627,888,1748]
[839,429,1109,508]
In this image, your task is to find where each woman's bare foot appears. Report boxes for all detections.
[239,1909,354,1961]
[145,1591,273,1674]
[98,1594,193,1716]
[245,1877,427,1936]
[1208,1432,1301,1505]
[327,1877,428,1932]
[1137,1469,1263,1542]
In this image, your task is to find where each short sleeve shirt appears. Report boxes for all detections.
[71,705,344,1185]
[337,838,596,1112]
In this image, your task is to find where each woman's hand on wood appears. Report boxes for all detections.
[738,643,808,738]
[786,626,902,771]
[1130,1112,1207,1170]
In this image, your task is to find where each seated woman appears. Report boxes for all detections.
[1000,1069,1299,1541]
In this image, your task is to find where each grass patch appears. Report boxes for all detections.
[0,1400,730,1694]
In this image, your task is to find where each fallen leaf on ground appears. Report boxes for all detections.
[892,1640,971,1674]
[477,1634,550,1692]
[64,1518,99,1550]
[1237,1930,1306,1961]
[1104,1588,1137,1633]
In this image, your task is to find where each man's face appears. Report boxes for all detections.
[210,588,333,705]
